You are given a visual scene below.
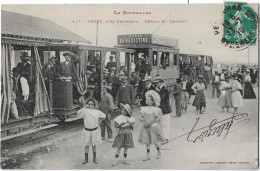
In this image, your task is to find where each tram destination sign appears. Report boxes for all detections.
[117,34,178,47]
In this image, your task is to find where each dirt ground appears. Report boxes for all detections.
[7,86,260,169]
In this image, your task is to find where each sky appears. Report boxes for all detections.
[1,4,259,64]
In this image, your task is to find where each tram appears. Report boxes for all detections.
[115,34,180,87]
[1,11,134,140]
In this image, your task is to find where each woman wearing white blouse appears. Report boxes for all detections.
[230,75,243,114]
[218,76,233,112]
[77,99,106,164]
[191,76,207,114]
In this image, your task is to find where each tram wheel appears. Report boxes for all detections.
[57,115,66,122]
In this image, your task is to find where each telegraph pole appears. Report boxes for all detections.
[96,21,99,46]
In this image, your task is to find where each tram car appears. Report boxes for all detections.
[1,11,134,140]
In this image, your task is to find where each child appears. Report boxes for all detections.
[112,103,135,166]
[77,99,106,164]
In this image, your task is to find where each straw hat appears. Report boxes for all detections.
[143,75,152,82]
[103,69,109,74]
[145,90,161,107]
[110,67,116,71]
[152,75,163,83]
[104,85,112,90]
[120,76,128,83]
[119,103,132,116]
[86,70,92,75]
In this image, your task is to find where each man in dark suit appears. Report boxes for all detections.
[106,56,117,71]
[172,78,182,118]
[16,52,31,81]
[118,76,135,108]
[59,52,79,82]
[153,75,172,141]
[140,75,155,106]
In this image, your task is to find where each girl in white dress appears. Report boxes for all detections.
[138,90,165,161]
[77,99,106,164]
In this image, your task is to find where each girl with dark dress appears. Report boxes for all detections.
[250,69,256,87]
[112,104,135,166]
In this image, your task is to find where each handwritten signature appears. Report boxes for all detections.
[187,113,249,143]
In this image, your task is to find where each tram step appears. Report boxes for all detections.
[1,124,58,142]
[65,117,83,122]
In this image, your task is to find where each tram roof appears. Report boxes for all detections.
[79,45,135,53]
[115,45,179,52]
[1,11,91,45]
[179,53,212,57]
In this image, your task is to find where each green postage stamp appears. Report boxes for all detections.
[222,2,258,49]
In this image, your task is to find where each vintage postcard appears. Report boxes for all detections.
[1,3,259,170]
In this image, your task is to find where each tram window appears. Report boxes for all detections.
[120,52,126,66]
[153,51,157,66]
[169,53,174,66]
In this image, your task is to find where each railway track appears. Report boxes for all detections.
[1,120,84,150]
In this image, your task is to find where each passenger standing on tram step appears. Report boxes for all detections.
[42,56,60,93]
[135,58,143,73]
[118,76,135,108]
[99,86,114,142]
[140,75,155,106]
[180,75,189,114]
[59,52,79,81]
[16,52,31,82]
[106,56,117,71]
[153,75,172,141]
[212,71,220,98]
[12,67,30,117]
[172,78,182,118]
[142,58,152,75]
[77,99,106,164]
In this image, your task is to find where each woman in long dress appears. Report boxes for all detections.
[192,76,207,114]
[243,69,256,99]
[230,75,243,114]
[138,90,165,161]
[218,76,233,112]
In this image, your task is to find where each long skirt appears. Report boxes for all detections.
[192,90,206,108]
[243,82,256,99]
[112,131,134,149]
[138,123,165,145]
[180,91,189,109]
[231,90,243,107]
[82,129,102,146]
[218,90,233,108]
[161,114,171,140]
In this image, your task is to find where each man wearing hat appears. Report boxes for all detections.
[59,52,79,81]
[16,52,31,81]
[106,56,117,71]
[140,75,155,106]
[135,58,143,73]
[118,76,135,108]
[43,56,60,80]
[212,71,220,98]
[12,67,30,117]
[153,75,172,141]
[172,78,183,118]
[99,85,114,142]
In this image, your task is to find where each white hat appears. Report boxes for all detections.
[145,90,161,107]
[143,75,152,82]
[119,103,132,116]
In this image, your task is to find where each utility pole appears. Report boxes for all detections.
[96,21,99,46]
